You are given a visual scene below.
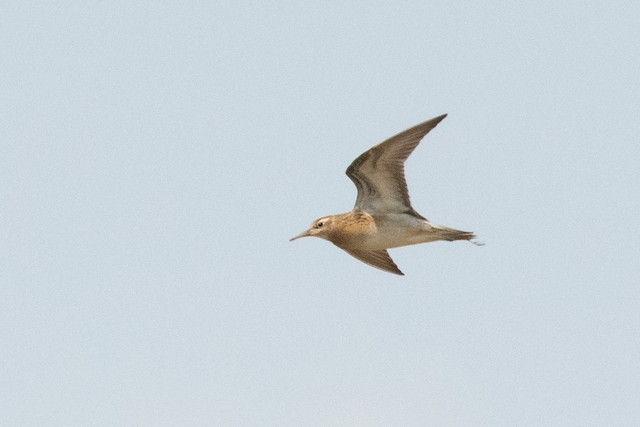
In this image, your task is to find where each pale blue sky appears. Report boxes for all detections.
[2,1,639,426]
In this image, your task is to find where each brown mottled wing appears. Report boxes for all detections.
[346,114,447,215]
[342,248,404,276]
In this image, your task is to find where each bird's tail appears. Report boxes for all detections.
[434,225,484,246]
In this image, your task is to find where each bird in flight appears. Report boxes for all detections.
[290,114,481,275]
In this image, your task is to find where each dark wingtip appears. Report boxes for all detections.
[434,113,447,123]
[416,113,448,133]
[392,267,405,276]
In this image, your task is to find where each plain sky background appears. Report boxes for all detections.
[2,1,639,426]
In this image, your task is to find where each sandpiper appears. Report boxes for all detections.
[290,114,481,275]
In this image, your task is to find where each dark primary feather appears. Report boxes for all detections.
[346,114,447,215]
[342,248,404,275]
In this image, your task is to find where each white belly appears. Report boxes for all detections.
[361,214,440,250]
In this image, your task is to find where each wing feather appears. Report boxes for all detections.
[342,248,404,275]
[346,114,447,215]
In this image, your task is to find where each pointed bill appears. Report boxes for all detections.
[289,230,311,241]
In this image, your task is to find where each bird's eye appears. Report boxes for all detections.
[316,221,324,228]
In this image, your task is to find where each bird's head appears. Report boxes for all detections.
[289,216,337,242]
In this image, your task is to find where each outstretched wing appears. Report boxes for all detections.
[346,114,447,215]
[342,248,404,276]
